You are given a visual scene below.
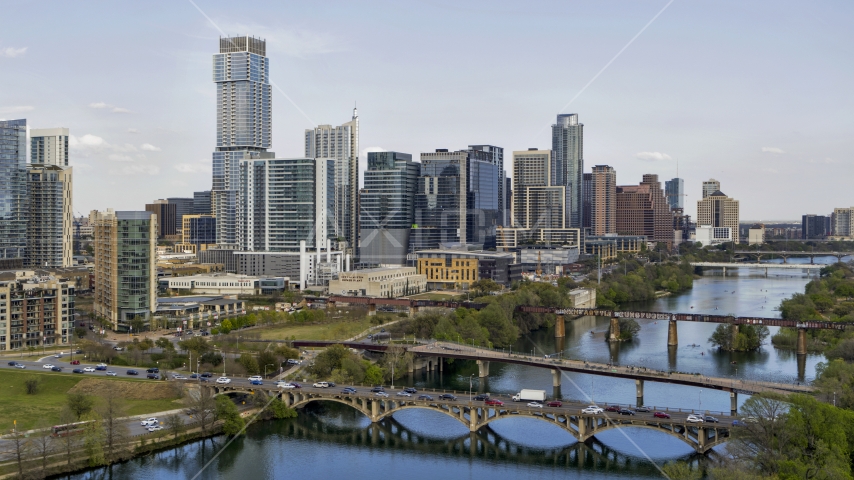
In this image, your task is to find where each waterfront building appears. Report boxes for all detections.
[590,165,616,236]
[615,174,672,245]
[702,178,720,199]
[91,209,157,331]
[0,271,74,351]
[695,226,733,247]
[584,234,646,260]
[696,187,740,243]
[145,199,177,239]
[415,247,515,289]
[26,164,73,268]
[0,119,28,269]
[193,190,212,214]
[359,151,420,266]
[328,266,426,297]
[238,157,334,252]
[411,149,500,250]
[30,128,69,167]
[167,197,194,234]
[801,214,830,239]
[305,109,359,253]
[175,214,217,254]
[551,113,584,227]
[212,36,272,247]
[511,149,565,237]
[665,177,684,210]
[831,207,854,239]
[748,224,766,245]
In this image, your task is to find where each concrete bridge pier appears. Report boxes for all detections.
[730,391,737,416]
[722,266,726,276]
[469,407,480,432]
[555,314,565,338]
[635,380,644,407]
[551,369,561,388]
[409,305,419,316]
[765,267,768,278]
[797,328,808,356]
[797,353,807,381]
[367,304,376,316]
[668,345,677,370]
[609,317,621,341]
[477,360,490,378]
[371,399,380,422]
[667,320,678,346]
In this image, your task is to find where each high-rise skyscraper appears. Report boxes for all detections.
[0,119,27,268]
[360,151,420,266]
[26,164,73,268]
[590,165,616,236]
[193,190,212,214]
[665,177,684,210]
[801,215,830,239]
[702,178,720,199]
[511,149,565,232]
[552,114,584,227]
[30,128,70,167]
[468,145,506,226]
[616,174,672,245]
[238,157,334,252]
[167,198,194,234]
[305,109,359,254]
[832,208,854,238]
[697,185,740,243]
[145,200,177,239]
[212,36,272,247]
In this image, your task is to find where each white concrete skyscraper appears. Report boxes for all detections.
[211,36,272,247]
[305,109,359,254]
[552,114,584,228]
[30,128,69,167]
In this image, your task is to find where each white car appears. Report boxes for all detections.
[54,354,62,358]
[527,402,543,408]
[248,375,263,382]
[97,363,108,368]
[216,377,231,384]
[106,371,117,376]
[42,364,55,369]
[140,418,159,426]
[582,406,604,414]
[83,367,96,372]
[686,414,704,423]
[375,391,389,397]
[276,382,295,389]
[312,382,329,388]
[173,375,187,380]
[147,425,164,432]
[396,391,412,397]
[14,364,25,369]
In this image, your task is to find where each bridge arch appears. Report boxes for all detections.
[289,395,373,419]
[373,403,473,430]
[581,419,729,453]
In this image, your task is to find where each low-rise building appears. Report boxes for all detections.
[695,226,732,247]
[155,295,246,330]
[327,266,426,297]
[583,234,646,260]
[166,273,288,295]
[0,271,75,351]
[416,247,515,289]
[748,224,766,246]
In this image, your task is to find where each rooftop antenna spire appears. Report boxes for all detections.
[353,102,358,119]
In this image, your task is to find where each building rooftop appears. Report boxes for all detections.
[415,249,516,259]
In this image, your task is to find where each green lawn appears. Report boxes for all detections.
[256,318,375,341]
[0,370,182,431]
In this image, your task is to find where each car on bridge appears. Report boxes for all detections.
[313,382,329,388]
[290,382,302,389]
[485,399,504,406]
[124,369,139,375]
[653,412,671,419]
[546,401,562,407]
[439,394,457,400]
[404,387,418,394]
[634,406,651,413]
[276,381,295,389]
[527,402,543,408]
[370,386,385,393]
[618,409,635,415]
[51,366,62,372]
[375,391,389,397]
[686,414,704,423]
[216,377,231,384]
[605,405,621,413]
[396,391,412,397]
[250,379,263,386]
[248,376,263,382]
[96,364,107,370]
[7,361,16,366]
[704,415,719,423]
[582,406,604,414]
[418,394,434,401]
[106,371,116,376]
[14,364,25,369]
[474,394,490,401]
[341,387,357,394]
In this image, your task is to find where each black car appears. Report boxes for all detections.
[474,394,490,401]
[51,366,62,372]
[341,387,357,394]
[147,373,159,380]
[7,361,17,366]
[370,386,385,393]
[418,394,434,401]
[618,409,635,415]
[439,393,457,400]
[146,368,159,373]
[704,415,719,423]
[200,372,213,378]
[72,368,84,374]
[327,382,336,387]
[95,365,107,371]
[404,387,418,394]
[126,369,139,375]
[635,406,651,413]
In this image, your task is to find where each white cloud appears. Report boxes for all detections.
[127,128,139,134]
[0,105,35,114]
[634,151,672,161]
[0,47,27,58]
[761,147,785,154]
[108,154,134,162]
[808,157,838,164]
[88,102,133,114]
[69,134,107,148]
[112,107,132,114]
[140,143,161,152]
[113,164,160,176]
[174,161,212,174]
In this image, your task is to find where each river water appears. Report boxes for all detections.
[64,260,846,480]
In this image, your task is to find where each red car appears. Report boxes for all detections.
[653,411,671,419]
[605,405,621,413]
[546,401,562,407]
[70,360,80,365]
[484,399,504,406]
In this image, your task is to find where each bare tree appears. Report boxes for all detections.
[165,414,186,440]
[186,386,217,436]
[95,389,128,460]
[57,407,80,467]
[728,393,793,476]
[31,419,55,477]
[8,425,31,479]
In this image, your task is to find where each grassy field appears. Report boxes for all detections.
[0,370,183,431]
[256,318,375,341]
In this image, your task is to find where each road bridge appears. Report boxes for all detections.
[209,382,732,453]
[690,261,822,277]
[733,251,854,263]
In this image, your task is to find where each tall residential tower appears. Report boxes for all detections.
[552,114,584,227]
[0,119,27,268]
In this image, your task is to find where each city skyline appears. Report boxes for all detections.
[0,1,851,220]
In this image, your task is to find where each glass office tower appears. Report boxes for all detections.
[212,36,272,247]
[0,119,27,268]
[552,113,584,228]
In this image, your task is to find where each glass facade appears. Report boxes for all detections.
[360,152,420,265]
[466,156,499,248]
[552,114,584,228]
[0,119,27,267]
[183,216,217,248]
[193,190,212,214]
[116,213,155,321]
[665,177,684,210]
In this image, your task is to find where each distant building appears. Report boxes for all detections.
[516,246,580,275]
[697,187,740,243]
[30,128,69,167]
[235,245,347,290]
[145,200,177,239]
[551,114,584,227]
[590,165,616,236]
[415,247,515,289]
[468,145,506,227]
[91,209,157,331]
[0,119,27,269]
[584,234,646,260]
[359,152,420,266]
[582,173,592,230]
[695,226,732,247]
[748,224,766,245]
[167,197,194,234]
[328,266,426,297]
[0,271,75,350]
[166,273,288,296]
[831,208,854,239]
[802,214,830,239]
[26,164,73,268]
[511,149,565,236]
[193,190,212,215]
[198,247,239,273]
[175,215,217,254]
[702,179,720,199]
[672,208,694,245]
[665,177,684,210]
[616,174,672,246]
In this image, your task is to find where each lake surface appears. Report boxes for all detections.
[64,266,827,480]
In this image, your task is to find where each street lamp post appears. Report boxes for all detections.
[469,374,474,404]
[264,364,274,379]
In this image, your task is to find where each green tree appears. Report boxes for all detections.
[67,393,95,420]
[238,353,259,375]
[364,364,384,385]
[155,336,175,352]
[617,318,641,340]
[778,394,854,479]
[215,395,245,436]
[815,359,854,409]
[660,461,701,480]
[267,398,298,419]
[24,376,40,395]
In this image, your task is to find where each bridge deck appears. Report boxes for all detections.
[690,262,822,269]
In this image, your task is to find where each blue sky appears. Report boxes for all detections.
[1,0,851,220]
